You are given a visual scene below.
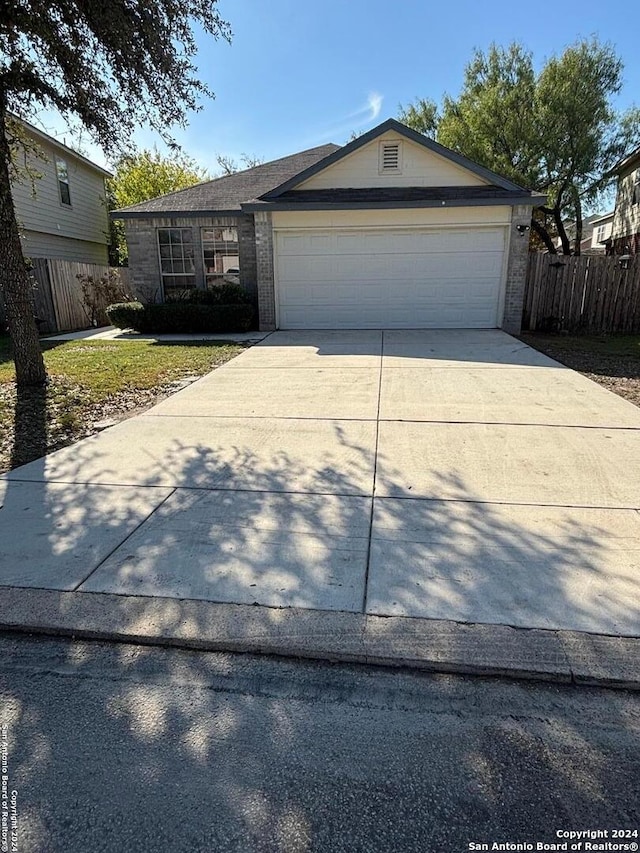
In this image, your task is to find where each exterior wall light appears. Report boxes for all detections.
[516,224,530,236]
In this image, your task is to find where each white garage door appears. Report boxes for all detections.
[275,227,506,329]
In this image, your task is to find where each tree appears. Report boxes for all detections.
[108,149,210,265]
[399,39,640,255]
[397,98,439,138]
[215,153,264,176]
[0,0,230,386]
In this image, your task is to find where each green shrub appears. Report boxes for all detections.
[106,301,254,333]
[107,302,145,329]
[183,284,252,305]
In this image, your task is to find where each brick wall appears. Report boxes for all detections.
[254,211,276,331]
[123,215,253,302]
[502,205,534,334]
[237,213,257,303]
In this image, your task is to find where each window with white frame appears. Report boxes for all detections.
[56,157,71,206]
[201,226,240,286]
[633,171,640,206]
[157,228,196,295]
[595,224,608,243]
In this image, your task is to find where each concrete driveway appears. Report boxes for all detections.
[1,329,640,637]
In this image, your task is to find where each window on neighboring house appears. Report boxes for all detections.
[633,171,640,206]
[56,157,71,206]
[595,224,608,243]
[201,226,240,286]
[157,228,196,296]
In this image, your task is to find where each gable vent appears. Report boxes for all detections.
[380,142,401,173]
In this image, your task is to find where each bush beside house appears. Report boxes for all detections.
[107,284,255,333]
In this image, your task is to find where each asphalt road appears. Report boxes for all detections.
[0,633,638,853]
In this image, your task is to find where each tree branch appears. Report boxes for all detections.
[531,217,558,254]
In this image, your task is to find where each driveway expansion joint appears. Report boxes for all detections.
[362,330,385,613]
[72,488,178,592]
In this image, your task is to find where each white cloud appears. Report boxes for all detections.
[350,92,383,123]
[306,92,385,145]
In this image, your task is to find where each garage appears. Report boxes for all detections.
[118,117,540,335]
[275,225,507,330]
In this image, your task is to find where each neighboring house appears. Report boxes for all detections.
[10,118,112,265]
[608,146,640,255]
[113,119,543,333]
[589,211,614,252]
[553,212,613,254]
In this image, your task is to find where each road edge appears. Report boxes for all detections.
[0,586,638,689]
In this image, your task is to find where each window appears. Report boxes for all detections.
[595,224,608,243]
[633,171,640,206]
[379,141,401,174]
[56,157,71,206]
[201,226,240,286]
[157,228,195,296]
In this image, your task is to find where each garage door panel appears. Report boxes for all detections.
[276,227,506,329]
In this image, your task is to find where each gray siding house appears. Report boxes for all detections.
[608,146,640,256]
[114,119,543,333]
[11,118,112,265]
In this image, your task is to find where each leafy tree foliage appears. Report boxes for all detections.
[0,0,230,385]
[399,39,640,254]
[108,149,209,265]
[397,98,439,138]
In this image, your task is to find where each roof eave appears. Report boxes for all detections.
[11,115,113,178]
[110,208,242,220]
[613,147,640,175]
[242,195,543,213]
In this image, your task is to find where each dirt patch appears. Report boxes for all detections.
[520,334,640,408]
[0,377,200,472]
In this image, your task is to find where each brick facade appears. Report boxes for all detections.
[237,213,257,302]
[501,205,534,334]
[254,211,276,331]
[124,214,257,304]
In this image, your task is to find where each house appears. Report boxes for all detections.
[113,119,543,333]
[608,146,640,255]
[589,211,614,252]
[552,211,613,255]
[10,118,112,265]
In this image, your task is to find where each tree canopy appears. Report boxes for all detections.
[108,149,210,265]
[0,0,230,385]
[399,39,640,254]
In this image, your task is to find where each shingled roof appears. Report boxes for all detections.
[113,143,340,218]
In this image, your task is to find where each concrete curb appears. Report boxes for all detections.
[0,586,638,690]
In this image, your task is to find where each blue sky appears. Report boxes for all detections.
[31,0,639,174]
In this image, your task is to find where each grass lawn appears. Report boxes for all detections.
[0,336,243,472]
[521,332,640,407]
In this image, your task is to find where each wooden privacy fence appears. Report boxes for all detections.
[523,252,640,333]
[26,259,130,334]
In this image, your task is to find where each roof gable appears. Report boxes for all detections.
[294,129,488,190]
[14,116,113,178]
[262,119,527,199]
